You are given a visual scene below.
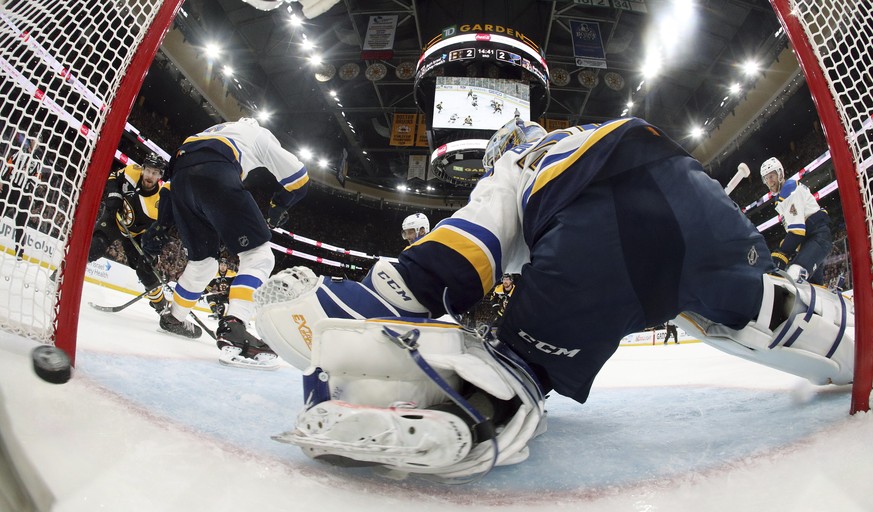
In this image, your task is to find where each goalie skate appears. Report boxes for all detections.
[273,400,472,469]
[218,346,280,371]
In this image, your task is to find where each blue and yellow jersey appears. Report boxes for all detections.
[774,179,821,237]
[398,117,689,314]
[175,120,309,204]
[774,178,824,255]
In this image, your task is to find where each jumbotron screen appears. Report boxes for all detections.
[432,76,530,131]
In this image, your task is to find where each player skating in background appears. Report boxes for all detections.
[760,157,833,284]
[203,257,237,319]
[488,272,516,335]
[254,116,854,479]
[400,212,429,245]
[143,117,309,369]
[490,99,503,115]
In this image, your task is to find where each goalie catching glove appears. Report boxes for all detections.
[272,318,546,480]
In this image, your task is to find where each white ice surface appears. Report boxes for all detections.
[1,280,872,512]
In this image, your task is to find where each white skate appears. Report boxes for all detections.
[273,400,473,469]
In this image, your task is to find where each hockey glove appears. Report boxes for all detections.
[771,251,789,271]
[141,224,170,258]
[267,200,289,229]
[104,196,123,216]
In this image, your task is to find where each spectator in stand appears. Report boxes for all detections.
[1,136,42,260]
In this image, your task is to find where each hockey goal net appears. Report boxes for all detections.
[0,0,181,365]
[770,0,873,413]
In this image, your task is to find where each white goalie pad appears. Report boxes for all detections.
[675,274,854,385]
[311,318,466,407]
[279,318,546,479]
[253,267,323,370]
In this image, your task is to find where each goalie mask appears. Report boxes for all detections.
[482,117,547,170]
[401,213,430,243]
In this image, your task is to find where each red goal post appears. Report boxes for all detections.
[0,0,183,365]
[770,0,873,413]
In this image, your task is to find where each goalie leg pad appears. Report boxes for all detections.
[276,400,473,469]
[676,274,854,385]
[280,318,546,479]
[254,277,326,371]
[311,318,466,408]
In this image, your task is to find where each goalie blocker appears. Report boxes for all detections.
[272,318,546,480]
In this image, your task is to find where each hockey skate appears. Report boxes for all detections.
[273,400,473,469]
[149,296,169,315]
[216,316,279,370]
[159,310,202,339]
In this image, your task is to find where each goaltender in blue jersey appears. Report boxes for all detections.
[254,117,854,480]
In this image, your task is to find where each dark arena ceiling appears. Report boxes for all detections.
[137,0,801,207]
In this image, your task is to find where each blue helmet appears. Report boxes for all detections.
[482,117,547,170]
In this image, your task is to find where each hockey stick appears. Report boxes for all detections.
[88,288,150,313]
[724,162,751,196]
[118,220,217,340]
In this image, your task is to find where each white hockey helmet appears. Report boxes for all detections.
[401,213,430,242]
[482,117,547,170]
[760,157,784,183]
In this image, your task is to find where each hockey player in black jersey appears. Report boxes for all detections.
[203,258,236,319]
[70,153,170,315]
[254,117,854,479]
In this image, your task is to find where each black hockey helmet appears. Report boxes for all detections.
[502,273,514,282]
[142,152,167,175]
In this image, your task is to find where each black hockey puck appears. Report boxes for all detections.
[31,345,72,384]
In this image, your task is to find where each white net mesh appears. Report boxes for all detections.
[791,0,873,273]
[0,0,165,342]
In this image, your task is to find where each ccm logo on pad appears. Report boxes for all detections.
[376,271,414,302]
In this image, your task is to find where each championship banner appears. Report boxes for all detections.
[415,114,429,147]
[389,113,416,146]
[545,118,570,132]
[363,15,398,51]
[408,154,427,181]
[570,20,606,69]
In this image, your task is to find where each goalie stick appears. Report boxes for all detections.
[88,289,150,313]
[117,219,217,340]
[724,162,751,196]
